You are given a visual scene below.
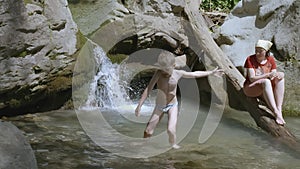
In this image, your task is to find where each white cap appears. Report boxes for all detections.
[255,40,273,51]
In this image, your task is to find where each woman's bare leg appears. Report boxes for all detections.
[262,79,285,125]
[273,73,285,123]
[167,106,179,148]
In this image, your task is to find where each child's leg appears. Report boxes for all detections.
[144,108,164,138]
[167,106,179,147]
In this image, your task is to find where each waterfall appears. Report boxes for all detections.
[85,46,130,110]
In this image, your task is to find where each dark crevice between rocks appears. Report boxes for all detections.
[0,21,7,27]
[75,0,97,4]
[0,81,72,117]
[11,47,28,58]
[255,8,275,29]
[0,89,72,117]
[270,44,286,62]
[11,44,44,58]
[28,9,43,15]
[121,0,126,5]
[16,28,38,33]
[44,46,67,59]
[34,9,42,15]
[68,0,80,4]
[45,49,52,57]
[49,52,69,60]
[33,0,45,5]
[109,35,138,55]
[49,20,66,31]
[0,46,6,52]
[28,45,45,55]
[32,65,42,74]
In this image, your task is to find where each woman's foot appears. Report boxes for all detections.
[275,117,286,125]
[274,111,286,125]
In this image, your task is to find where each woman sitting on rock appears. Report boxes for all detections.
[243,40,286,125]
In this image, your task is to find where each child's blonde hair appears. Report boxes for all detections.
[157,51,175,68]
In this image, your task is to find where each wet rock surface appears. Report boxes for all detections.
[0,0,79,116]
[0,121,37,169]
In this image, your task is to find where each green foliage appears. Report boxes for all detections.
[200,0,240,13]
[68,0,80,4]
[24,0,32,4]
[18,51,28,57]
[283,107,300,117]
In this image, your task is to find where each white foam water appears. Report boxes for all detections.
[84,46,131,110]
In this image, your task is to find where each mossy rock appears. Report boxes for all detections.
[107,53,128,64]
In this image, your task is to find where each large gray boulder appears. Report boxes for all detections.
[69,0,189,47]
[0,0,80,116]
[213,0,300,113]
[0,121,37,169]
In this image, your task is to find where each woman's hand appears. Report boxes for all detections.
[276,72,284,79]
[267,71,276,80]
[268,71,285,80]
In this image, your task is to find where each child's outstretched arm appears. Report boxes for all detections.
[180,66,224,78]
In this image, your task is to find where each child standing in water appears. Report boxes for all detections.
[135,51,223,149]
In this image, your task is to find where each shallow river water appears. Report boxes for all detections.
[5,106,300,169]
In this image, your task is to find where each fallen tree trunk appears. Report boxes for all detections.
[183,1,300,152]
[231,85,300,152]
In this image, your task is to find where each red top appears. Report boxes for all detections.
[244,54,276,83]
